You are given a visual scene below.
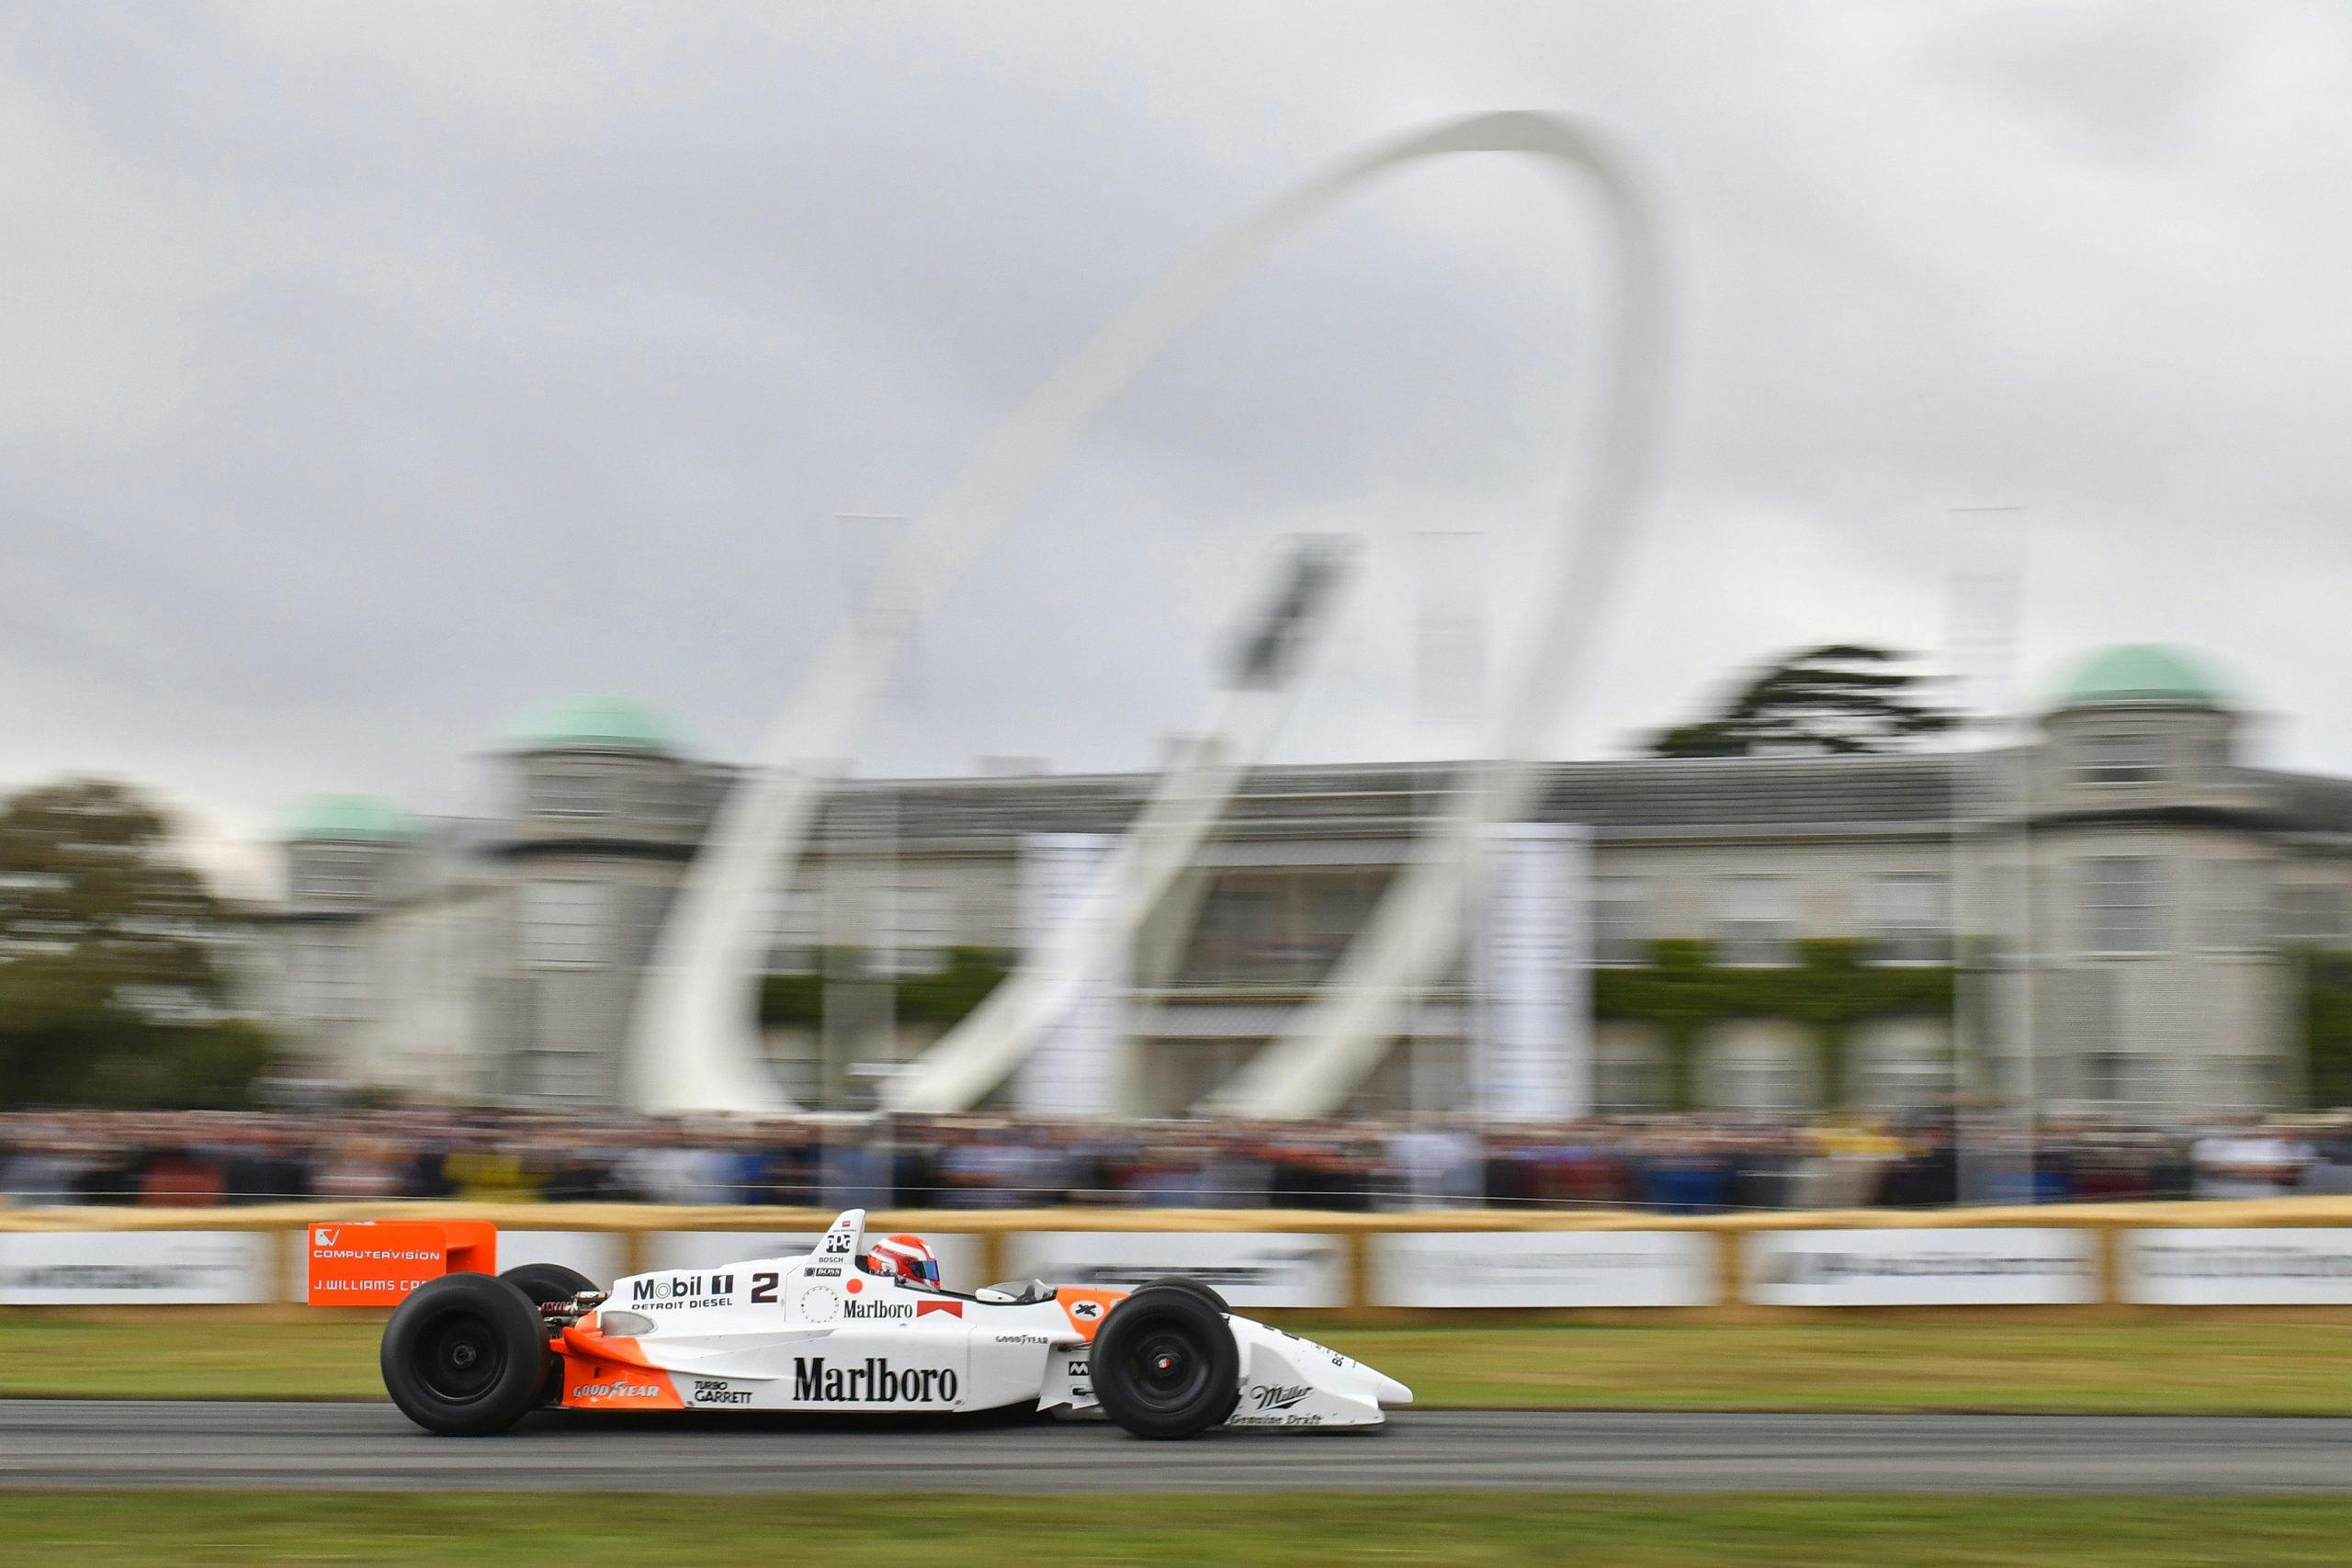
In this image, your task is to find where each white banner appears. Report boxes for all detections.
[646,1229,981,1284]
[1473,823,1589,1120]
[1372,1230,1717,1308]
[1745,1227,2098,1306]
[0,1231,271,1304]
[498,1229,626,1280]
[2122,1228,2352,1305]
[1003,1230,1346,1307]
[1011,832,1125,1117]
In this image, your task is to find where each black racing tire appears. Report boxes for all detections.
[498,1264,594,1405]
[381,1273,549,1436]
[499,1262,596,1311]
[1091,1282,1241,1440]
[1136,1275,1231,1316]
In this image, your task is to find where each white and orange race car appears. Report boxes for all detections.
[309,1209,1409,1440]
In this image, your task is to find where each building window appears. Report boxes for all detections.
[1855,1055,1954,1111]
[517,1048,607,1104]
[632,771,680,823]
[1591,875,1648,966]
[2278,885,2346,949]
[2201,861,2269,952]
[766,887,822,975]
[2081,857,2162,955]
[2076,733,2165,785]
[1189,881,1284,984]
[288,936,368,1021]
[1302,874,1376,976]
[291,848,374,899]
[1713,875,1795,966]
[1705,1043,1814,1112]
[520,879,606,966]
[2076,1050,2140,1106]
[1970,864,2027,970]
[1869,873,1948,965]
[873,884,948,976]
[528,769,605,818]
[1593,1047,1664,1112]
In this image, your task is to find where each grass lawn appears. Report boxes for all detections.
[2,1314,2348,1413]
[1317,1319,2352,1415]
[6,1491,2352,1566]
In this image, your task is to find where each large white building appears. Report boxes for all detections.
[263,648,2352,1121]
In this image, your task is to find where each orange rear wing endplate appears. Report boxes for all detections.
[305,1221,497,1307]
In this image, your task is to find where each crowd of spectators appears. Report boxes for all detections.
[5,1108,2351,1212]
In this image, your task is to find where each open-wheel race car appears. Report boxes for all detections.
[309,1209,1409,1439]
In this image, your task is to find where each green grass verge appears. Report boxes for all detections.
[1318,1320,2352,1415]
[6,1491,2352,1566]
[4,1314,2349,1413]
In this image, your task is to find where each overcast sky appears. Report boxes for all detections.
[5,1,2348,894]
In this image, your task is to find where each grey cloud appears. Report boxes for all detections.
[0,0,2346,886]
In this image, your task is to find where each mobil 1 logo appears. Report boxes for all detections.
[631,1272,737,1311]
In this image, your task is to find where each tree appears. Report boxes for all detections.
[1647,644,1960,758]
[0,778,277,1108]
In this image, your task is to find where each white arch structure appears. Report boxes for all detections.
[626,111,1665,1119]
[881,539,1354,1116]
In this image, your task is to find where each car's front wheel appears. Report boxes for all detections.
[1090,1282,1240,1439]
[381,1273,549,1436]
[498,1262,595,1311]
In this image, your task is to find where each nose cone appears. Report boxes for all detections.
[1376,1372,1413,1406]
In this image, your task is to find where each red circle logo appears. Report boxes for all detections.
[845,1278,862,1293]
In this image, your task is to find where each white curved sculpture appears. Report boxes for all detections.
[626,111,1663,1118]
[881,543,1351,1116]
[1204,164,1664,1117]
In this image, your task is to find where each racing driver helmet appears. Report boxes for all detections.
[865,1233,943,1289]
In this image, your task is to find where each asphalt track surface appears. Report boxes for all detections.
[2,1402,2350,1494]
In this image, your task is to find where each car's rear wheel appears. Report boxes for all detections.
[382,1273,548,1436]
[1091,1282,1240,1439]
[498,1264,595,1404]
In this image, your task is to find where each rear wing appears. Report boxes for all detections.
[306,1221,497,1307]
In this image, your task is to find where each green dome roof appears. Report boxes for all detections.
[285,795,408,842]
[2052,644,2229,709]
[512,694,678,753]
